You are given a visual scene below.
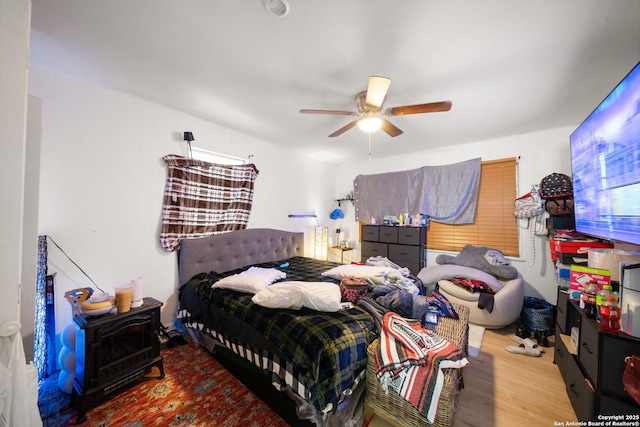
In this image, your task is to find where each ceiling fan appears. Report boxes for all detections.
[299,76,452,138]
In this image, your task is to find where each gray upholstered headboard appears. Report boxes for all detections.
[177,228,304,286]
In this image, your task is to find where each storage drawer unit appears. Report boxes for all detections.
[555,289,640,419]
[361,225,426,275]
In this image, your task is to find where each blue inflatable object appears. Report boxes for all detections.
[330,208,344,220]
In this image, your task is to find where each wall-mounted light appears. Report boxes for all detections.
[183,132,194,164]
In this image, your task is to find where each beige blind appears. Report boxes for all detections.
[427,158,519,257]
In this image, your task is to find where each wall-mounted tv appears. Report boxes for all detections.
[570,61,640,246]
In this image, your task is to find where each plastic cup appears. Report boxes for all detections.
[129,277,144,308]
[114,285,133,314]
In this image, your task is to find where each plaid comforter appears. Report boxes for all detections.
[178,256,378,412]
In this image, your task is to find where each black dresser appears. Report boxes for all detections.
[555,289,640,419]
[361,225,426,275]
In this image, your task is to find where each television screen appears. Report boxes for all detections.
[570,61,640,246]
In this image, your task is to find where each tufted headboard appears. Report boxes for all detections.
[177,228,304,286]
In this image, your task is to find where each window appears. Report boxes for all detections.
[427,158,518,257]
[191,147,246,165]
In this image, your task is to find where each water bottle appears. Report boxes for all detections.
[582,283,599,319]
[600,295,620,333]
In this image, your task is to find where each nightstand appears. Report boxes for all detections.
[328,246,354,264]
[72,297,164,423]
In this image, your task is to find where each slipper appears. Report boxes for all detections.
[505,344,541,357]
[510,336,545,353]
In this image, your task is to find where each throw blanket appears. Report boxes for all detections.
[450,276,496,313]
[375,313,469,422]
[177,256,377,412]
[353,157,481,224]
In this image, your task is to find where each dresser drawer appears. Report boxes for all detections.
[397,227,424,245]
[378,226,398,243]
[388,244,421,263]
[579,318,600,387]
[361,225,379,242]
[565,351,595,421]
[598,393,640,416]
[556,291,569,334]
[361,241,388,259]
[393,261,421,276]
[601,334,640,399]
[554,330,570,384]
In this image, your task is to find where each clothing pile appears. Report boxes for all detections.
[374,313,469,423]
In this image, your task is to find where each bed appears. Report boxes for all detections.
[175,228,469,426]
[175,228,378,425]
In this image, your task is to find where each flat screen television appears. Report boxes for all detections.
[570,61,640,246]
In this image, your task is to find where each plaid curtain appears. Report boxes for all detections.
[160,155,259,252]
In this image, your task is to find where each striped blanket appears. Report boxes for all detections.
[375,312,469,422]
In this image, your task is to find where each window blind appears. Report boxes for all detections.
[427,158,519,257]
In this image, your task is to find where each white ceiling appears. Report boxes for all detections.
[29,0,640,163]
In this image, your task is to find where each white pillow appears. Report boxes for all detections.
[417,264,504,293]
[252,281,342,312]
[212,267,286,294]
[321,264,392,280]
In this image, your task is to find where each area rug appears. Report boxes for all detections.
[45,340,289,427]
[468,324,485,358]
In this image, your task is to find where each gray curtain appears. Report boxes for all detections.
[353,158,481,224]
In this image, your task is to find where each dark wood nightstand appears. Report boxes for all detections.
[72,297,164,423]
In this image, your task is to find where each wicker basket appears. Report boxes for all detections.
[365,304,470,427]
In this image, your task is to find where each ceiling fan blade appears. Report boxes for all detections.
[328,120,359,137]
[380,119,404,137]
[384,101,452,116]
[365,76,391,108]
[299,109,357,116]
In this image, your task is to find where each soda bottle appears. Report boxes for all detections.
[600,295,621,333]
[582,283,599,319]
[596,285,613,321]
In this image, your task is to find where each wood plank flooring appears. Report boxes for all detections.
[367,324,578,427]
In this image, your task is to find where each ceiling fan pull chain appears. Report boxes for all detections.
[368,133,372,161]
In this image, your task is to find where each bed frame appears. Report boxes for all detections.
[177,228,357,426]
[178,228,304,286]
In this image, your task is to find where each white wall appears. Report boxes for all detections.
[333,127,576,303]
[27,60,609,337]
[28,65,337,333]
[0,0,31,329]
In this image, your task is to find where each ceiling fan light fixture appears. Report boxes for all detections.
[358,115,383,133]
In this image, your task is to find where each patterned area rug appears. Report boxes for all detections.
[47,341,289,426]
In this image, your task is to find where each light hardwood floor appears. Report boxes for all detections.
[367,324,578,427]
